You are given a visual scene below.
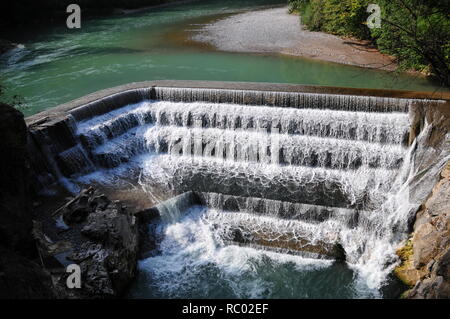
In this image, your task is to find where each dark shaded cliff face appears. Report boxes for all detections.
[0,102,34,255]
[0,247,55,299]
[0,103,140,298]
[0,102,56,298]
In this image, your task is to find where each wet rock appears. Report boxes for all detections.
[61,187,111,225]
[134,208,160,258]
[56,189,139,298]
[331,243,346,262]
[230,228,249,244]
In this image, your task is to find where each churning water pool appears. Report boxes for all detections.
[128,206,379,299]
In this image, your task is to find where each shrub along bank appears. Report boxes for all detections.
[288,0,450,86]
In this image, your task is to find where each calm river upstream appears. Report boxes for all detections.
[0,0,444,116]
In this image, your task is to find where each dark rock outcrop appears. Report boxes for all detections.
[0,247,55,299]
[54,188,139,298]
[61,188,111,225]
[0,103,139,298]
[0,102,55,299]
[0,103,34,254]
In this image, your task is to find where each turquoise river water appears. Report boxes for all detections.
[0,0,445,116]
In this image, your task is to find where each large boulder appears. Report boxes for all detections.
[55,188,139,298]
[61,187,110,225]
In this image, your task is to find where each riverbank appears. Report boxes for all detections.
[192,7,396,71]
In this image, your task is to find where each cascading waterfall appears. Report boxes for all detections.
[40,87,447,297]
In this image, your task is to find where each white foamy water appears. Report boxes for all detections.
[129,206,379,298]
[77,100,410,145]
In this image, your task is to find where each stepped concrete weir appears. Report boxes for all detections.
[26,81,449,289]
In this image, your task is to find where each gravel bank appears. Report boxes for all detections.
[192,7,395,70]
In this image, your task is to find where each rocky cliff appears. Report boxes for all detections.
[0,102,56,298]
[53,187,140,298]
[395,163,450,298]
[394,100,450,299]
[0,103,140,298]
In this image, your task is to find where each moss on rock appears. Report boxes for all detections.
[394,238,421,287]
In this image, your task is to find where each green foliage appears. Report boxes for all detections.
[288,0,307,14]
[320,0,371,39]
[372,0,450,84]
[291,0,325,31]
[289,0,371,38]
[289,0,450,86]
